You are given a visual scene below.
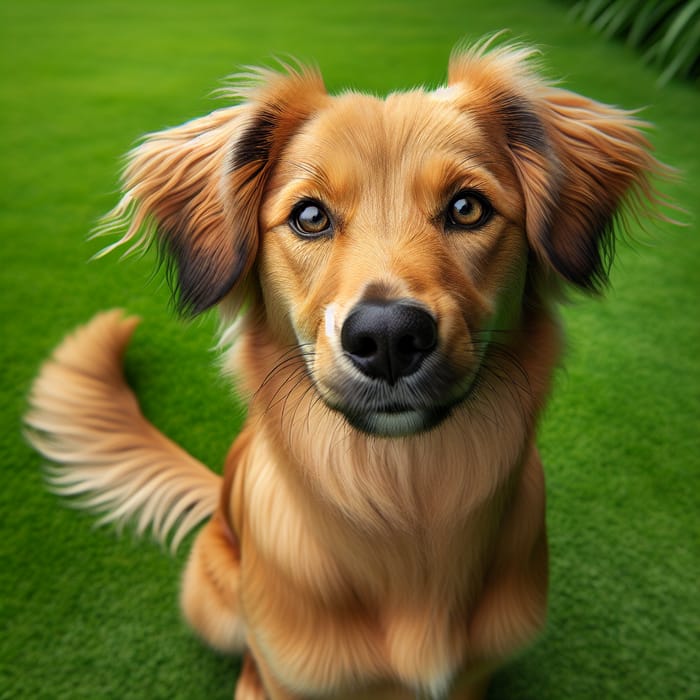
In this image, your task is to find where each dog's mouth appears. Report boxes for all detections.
[342,403,456,437]
[314,356,477,438]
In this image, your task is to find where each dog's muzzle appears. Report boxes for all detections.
[317,299,467,437]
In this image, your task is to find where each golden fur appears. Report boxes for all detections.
[25,41,665,699]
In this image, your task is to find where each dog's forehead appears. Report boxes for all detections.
[285,88,482,166]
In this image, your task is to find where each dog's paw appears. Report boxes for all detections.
[234,654,266,700]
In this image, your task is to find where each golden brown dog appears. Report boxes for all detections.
[25,41,664,699]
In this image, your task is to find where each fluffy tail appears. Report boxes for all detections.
[24,310,221,551]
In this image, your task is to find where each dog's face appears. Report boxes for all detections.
[257,91,529,435]
[105,44,660,437]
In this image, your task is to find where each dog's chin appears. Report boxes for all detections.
[341,405,454,437]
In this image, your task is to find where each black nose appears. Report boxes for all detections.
[340,301,438,384]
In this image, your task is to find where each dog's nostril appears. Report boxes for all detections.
[397,335,415,356]
[341,301,437,384]
[354,335,378,358]
[398,323,437,355]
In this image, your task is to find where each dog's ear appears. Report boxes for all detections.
[99,66,327,315]
[449,44,663,292]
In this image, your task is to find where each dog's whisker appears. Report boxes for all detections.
[261,363,311,416]
[287,378,323,442]
[279,369,316,429]
[252,346,314,400]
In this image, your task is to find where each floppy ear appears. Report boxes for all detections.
[449,44,663,292]
[513,89,661,292]
[99,66,328,315]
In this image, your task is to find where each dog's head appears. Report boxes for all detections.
[104,43,662,436]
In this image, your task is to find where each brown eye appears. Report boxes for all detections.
[447,190,492,230]
[290,201,333,238]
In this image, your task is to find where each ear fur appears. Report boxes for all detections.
[448,42,664,292]
[98,65,327,315]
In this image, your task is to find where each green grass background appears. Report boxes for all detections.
[1,1,698,698]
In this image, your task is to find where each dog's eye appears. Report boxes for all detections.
[289,201,333,238]
[446,191,492,230]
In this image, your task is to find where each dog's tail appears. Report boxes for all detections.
[24,310,222,551]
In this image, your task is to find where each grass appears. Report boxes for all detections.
[1,1,698,698]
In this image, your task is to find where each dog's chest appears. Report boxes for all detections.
[245,527,476,699]
[379,601,469,699]
[253,592,469,699]
[240,438,495,697]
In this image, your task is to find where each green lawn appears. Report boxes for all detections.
[1,1,698,698]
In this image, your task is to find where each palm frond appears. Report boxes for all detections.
[569,0,700,85]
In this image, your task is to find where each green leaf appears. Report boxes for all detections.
[655,0,700,63]
[627,0,675,47]
[579,0,615,24]
[595,0,643,39]
[657,6,700,83]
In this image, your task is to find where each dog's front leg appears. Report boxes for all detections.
[239,637,303,700]
[467,449,548,660]
[448,673,491,700]
[180,512,247,653]
[235,653,267,700]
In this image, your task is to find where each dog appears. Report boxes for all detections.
[25,40,665,700]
